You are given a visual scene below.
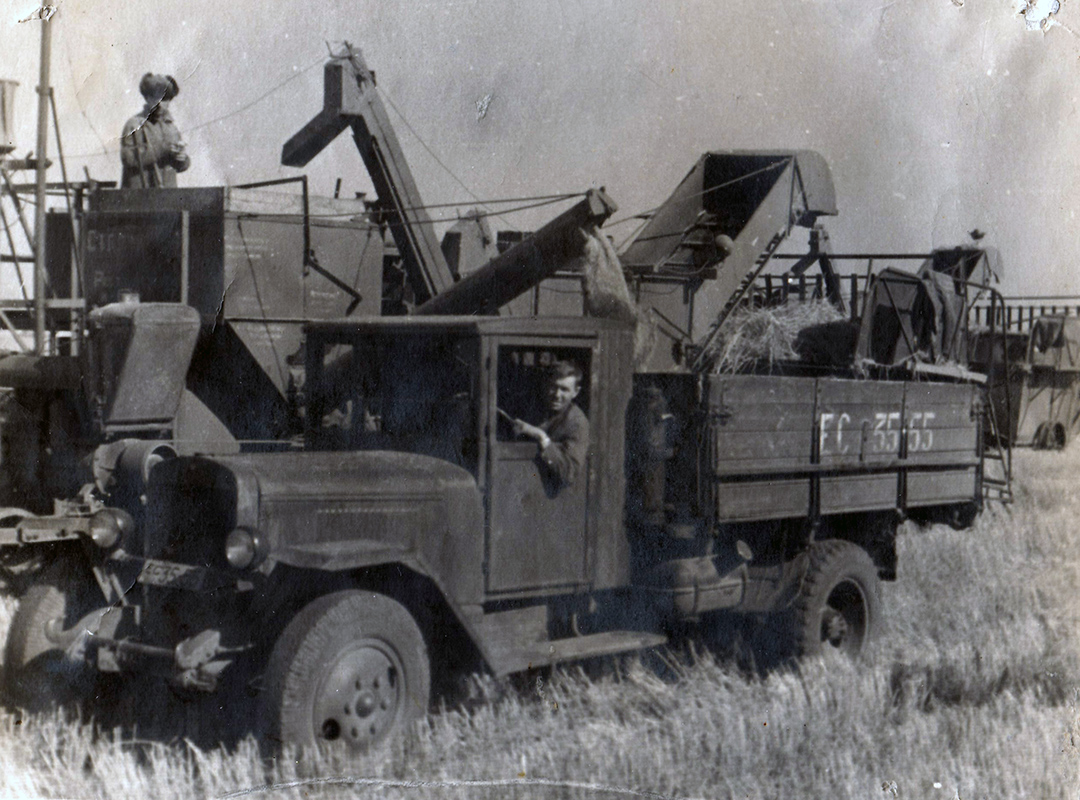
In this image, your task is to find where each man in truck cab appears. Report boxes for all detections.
[512,361,589,488]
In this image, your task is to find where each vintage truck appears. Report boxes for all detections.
[1,304,993,751]
[0,46,1007,752]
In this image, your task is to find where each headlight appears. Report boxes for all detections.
[225,527,264,569]
[89,509,133,549]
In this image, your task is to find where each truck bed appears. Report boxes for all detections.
[708,374,980,522]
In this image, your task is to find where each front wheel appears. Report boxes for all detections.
[2,560,103,711]
[790,540,881,658]
[260,591,430,753]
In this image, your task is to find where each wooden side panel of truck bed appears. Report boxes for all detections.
[709,375,980,523]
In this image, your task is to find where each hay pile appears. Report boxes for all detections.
[708,300,855,374]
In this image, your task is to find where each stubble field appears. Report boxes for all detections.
[0,447,1076,799]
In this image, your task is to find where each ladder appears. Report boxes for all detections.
[691,229,787,371]
[981,391,1013,505]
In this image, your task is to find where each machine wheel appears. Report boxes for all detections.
[1052,423,1067,450]
[2,560,101,711]
[260,591,430,753]
[947,501,980,531]
[1034,423,1052,450]
[790,540,881,658]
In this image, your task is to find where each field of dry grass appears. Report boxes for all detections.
[0,447,1076,799]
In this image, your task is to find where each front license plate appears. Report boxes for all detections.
[137,559,206,591]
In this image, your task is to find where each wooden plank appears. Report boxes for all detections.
[906,451,980,467]
[712,406,816,430]
[710,375,815,472]
[820,473,897,514]
[818,378,906,404]
[710,375,818,405]
[711,457,979,476]
[713,430,812,465]
[715,478,809,522]
[224,188,368,218]
[713,457,810,474]
[906,468,978,506]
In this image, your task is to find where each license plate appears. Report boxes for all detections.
[137,559,206,591]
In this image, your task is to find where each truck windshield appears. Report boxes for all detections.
[308,333,480,472]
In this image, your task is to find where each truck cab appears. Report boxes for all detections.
[303,316,636,598]
[0,315,650,751]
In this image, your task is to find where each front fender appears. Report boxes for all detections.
[228,451,485,607]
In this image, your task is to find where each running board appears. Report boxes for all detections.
[496,631,669,675]
[464,604,668,675]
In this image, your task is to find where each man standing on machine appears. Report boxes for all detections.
[120,73,190,188]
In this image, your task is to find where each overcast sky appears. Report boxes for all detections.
[3,0,1078,296]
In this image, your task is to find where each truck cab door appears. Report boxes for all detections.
[484,340,595,594]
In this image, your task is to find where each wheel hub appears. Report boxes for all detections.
[822,608,849,645]
[354,691,377,717]
[313,640,402,749]
[821,580,868,654]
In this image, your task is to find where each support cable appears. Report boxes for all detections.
[63,55,327,159]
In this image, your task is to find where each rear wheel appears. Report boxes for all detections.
[260,591,430,753]
[3,560,102,711]
[790,540,881,658]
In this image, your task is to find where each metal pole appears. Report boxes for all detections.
[33,10,52,356]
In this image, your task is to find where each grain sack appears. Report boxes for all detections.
[579,225,636,323]
[576,225,657,369]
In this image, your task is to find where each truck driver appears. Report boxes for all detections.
[512,361,589,488]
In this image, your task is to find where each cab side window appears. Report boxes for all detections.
[495,345,590,441]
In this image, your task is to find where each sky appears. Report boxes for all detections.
[2,0,1079,297]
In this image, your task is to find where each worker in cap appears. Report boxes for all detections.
[120,73,190,188]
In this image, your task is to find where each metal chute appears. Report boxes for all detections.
[618,151,838,372]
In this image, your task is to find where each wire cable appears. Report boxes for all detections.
[224,191,583,225]
[188,56,325,133]
[460,194,580,221]
[400,192,580,211]
[63,55,326,159]
[607,157,791,235]
[375,86,491,213]
[235,218,288,391]
[62,31,110,158]
[221,189,582,217]
[375,84,545,231]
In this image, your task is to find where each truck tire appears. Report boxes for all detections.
[790,540,881,658]
[2,560,98,711]
[260,590,430,753]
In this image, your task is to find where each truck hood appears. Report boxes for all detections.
[208,449,478,503]
[158,450,487,604]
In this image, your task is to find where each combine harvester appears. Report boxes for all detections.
[972,312,1080,450]
[0,45,1012,752]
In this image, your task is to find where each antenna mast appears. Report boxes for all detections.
[32,6,53,355]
